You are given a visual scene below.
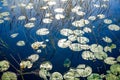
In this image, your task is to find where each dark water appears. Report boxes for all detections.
[0,0,120,80]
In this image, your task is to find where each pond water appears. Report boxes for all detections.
[0,0,120,80]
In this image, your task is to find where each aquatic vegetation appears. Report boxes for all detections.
[0,60,9,72]
[29,17,36,21]
[76,64,92,77]
[97,14,105,19]
[55,14,65,20]
[102,36,112,43]
[117,56,120,62]
[69,43,82,51]
[94,51,108,60]
[83,27,92,33]
[58,39,71,48]
[28,54,39,62]
[10,33,19,38]
[105,73,120,80]
[16,41,25,46]
[60,29,73,36]
[88,16,96,21]
[40,61,52,71]
[18,16,26,20]
[50,72,63,80]
[90,44,103,53]
[20,60,33,69]
[43,18,53,24]
[63,58,71,68]
[24,23,35,28]
[108,24,120,31]
[104,19,112,24]
[0,20,4,24]
[82,51,95,60]
[104,46,112,52]
[36,28,49,35]
[87,73,102,80]
[54,8,64,13]
[104,57,117,65]
[1,71,17,80]
[72,19,89,27]
[63,69,80,80]
[110,64,120,75]
[77,37,89,44]
[0,0,120,80]
[31,41,46,50]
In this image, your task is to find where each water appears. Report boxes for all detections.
[0,0,120,80]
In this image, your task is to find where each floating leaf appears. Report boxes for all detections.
[50,72,63,80]
[63,58,71,68]
[0,60,10,72]
[1,71,17,80]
